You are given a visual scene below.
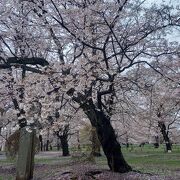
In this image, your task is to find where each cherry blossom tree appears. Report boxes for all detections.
[19,0,179,172]
[36,1,179,172]
[149,80,179,152]
[0,1,49,178]
[1,0,180,174]
[122,62,180,151]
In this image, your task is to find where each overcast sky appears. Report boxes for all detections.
[145,0,180,41]
[145,0,179,5]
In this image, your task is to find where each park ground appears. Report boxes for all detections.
[0,145,180,179]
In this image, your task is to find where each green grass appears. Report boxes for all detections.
[0,158,15,165]
[122,145,180,174]
[94,144,180,175]
[35,156,72,164]
[0,176,14,180]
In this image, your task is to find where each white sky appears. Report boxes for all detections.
[145,0,179,5]
[145,0,180,42]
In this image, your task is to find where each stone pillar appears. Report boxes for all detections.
[16,127,36,180]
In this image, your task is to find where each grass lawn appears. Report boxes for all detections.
[95,144,180,176]
[122,144,180,175]
[0,144,180,179]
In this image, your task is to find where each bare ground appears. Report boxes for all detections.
[0,162,180,180]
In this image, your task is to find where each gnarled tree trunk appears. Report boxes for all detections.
[81,100,132,173]
[158,122,172,152]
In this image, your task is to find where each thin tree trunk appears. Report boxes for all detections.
[77,131,81,151]
[126,134,129,150]
[40,141,43,151]
[81,101,132,173]
[57,139,61,151]
[57,144,60,151]
[60,136,70,156]
[39,135,43,151]
[153,135,159,148]
[158,122,172,152]
[46,140,49,151]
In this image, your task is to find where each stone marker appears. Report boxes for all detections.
[16,127,36,180]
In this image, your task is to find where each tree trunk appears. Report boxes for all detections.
[153,136,159,148]
[60,136,69,156]
[46,140,49,151]
[81,100,132,173]
[158,122,172,152]
[57,142,61,151]
[77,131,81,151]
[39,135,43,151]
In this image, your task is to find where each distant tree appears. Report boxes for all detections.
[124,64,180,151]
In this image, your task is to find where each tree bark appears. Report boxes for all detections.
[153,136,159,148]
[39,135,43,151]
[60,136,70,156]
[57,138,61,151]
[77,131,81,151]
[81,100,132,173]
[7,57,49,66]
[45,140,49,151]
[158,122,172,152]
